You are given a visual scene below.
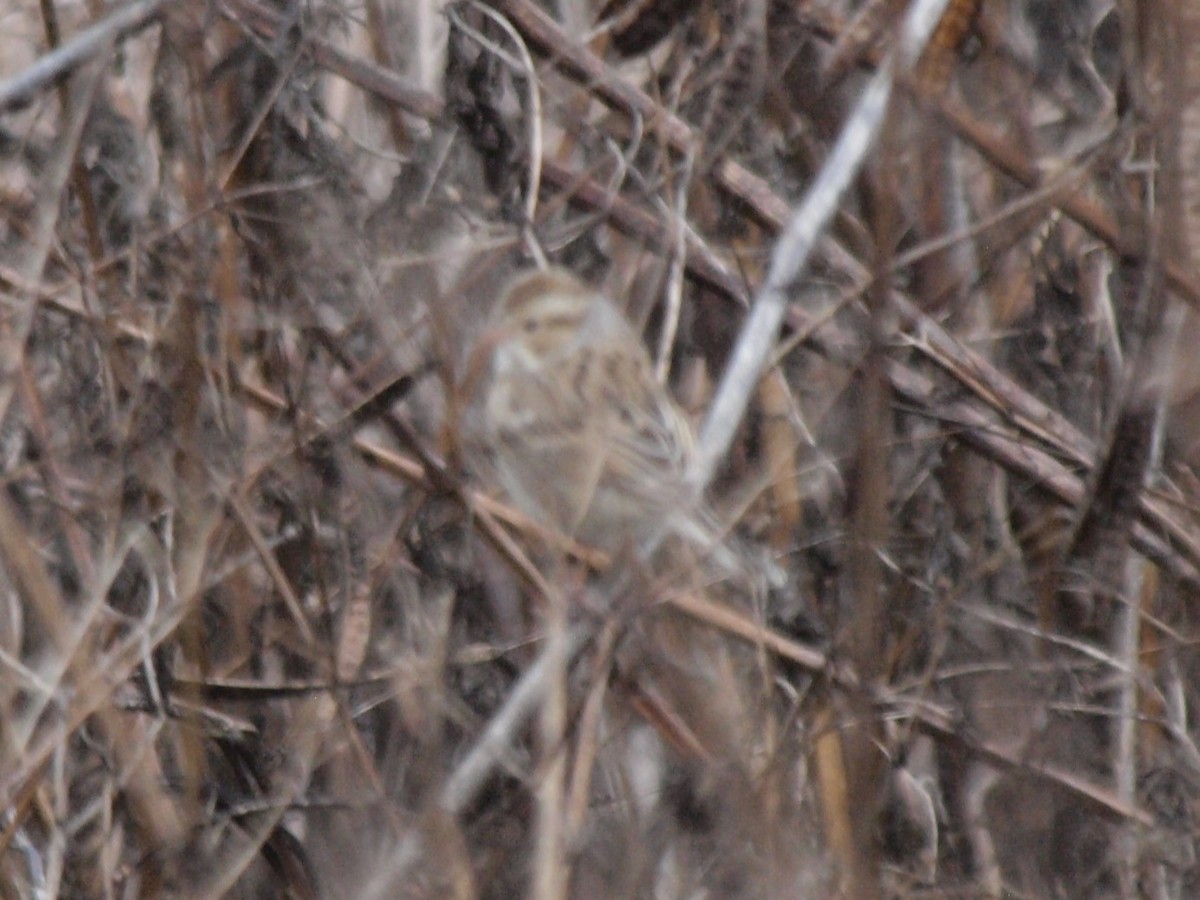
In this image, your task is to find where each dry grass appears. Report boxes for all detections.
[2,0,1200,897]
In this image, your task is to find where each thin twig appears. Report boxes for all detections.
[690,0,954,493]
[0,0,166,111]
[654,146,694,384]
[0,56,106,431]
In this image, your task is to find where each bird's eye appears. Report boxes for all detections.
[523,319,538,333]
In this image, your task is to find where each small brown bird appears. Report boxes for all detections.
[474,268,774,894]
[479,266,717,562]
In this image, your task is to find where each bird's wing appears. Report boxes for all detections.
[593,346,695,497]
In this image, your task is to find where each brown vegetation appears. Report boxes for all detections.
[1,0,1199,896]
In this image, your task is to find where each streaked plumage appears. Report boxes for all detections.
[482,267,708,558]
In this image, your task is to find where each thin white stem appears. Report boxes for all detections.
[655,146,695,384]
[689,0,952,494]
